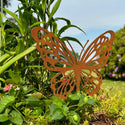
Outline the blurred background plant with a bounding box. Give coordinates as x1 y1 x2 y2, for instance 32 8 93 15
99 27 125 80
95 90 125 125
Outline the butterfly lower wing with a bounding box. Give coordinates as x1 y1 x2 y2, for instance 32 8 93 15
80 69 102 95
31 27 76 72
80 30 115 69
51 71 76 99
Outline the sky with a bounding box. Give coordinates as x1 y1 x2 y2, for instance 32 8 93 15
7 0 125 53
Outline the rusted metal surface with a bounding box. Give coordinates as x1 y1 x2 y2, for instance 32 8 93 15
31 27 115 99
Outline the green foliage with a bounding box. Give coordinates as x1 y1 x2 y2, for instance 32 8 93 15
0 95 23 124
96 90 125 124
0 0 84 90
68 111 80 125
0 0 85 98
9 110 23 125
99 26 125 80
1 0 125 124
0 96 15 113
0 75 100 125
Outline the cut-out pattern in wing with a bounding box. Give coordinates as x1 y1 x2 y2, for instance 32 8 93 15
31 27 76 72
80 69 102 96
51 71 76 99
79 31 115 69
31 27 115 99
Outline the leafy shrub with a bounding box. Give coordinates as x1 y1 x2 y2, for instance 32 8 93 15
95 90 125 124
99 26 125 80
0 70 99 124
0 73 100 125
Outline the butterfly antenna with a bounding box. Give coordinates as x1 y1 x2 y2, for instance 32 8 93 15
79 40 89 61
66 39 78 63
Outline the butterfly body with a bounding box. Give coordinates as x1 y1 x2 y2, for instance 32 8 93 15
31 27 115 99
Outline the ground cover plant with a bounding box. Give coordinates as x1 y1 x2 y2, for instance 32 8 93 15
102 79 125 98
0 0 125 125
0 76 125 125
0 81 100 125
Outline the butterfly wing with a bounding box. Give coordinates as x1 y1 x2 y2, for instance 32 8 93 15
31 27 76 72
51 71 76 99
80 69 102 95
79 30 115 95
80 30 115 69
31 27 77 99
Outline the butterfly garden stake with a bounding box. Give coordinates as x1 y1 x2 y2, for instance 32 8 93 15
31 27 115 99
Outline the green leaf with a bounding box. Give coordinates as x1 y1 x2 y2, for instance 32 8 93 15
48 0 54 9
49 0 62 20
52 97 64 107
61 36 83 48
78 94 86 106
58 24 85 37
63 105 69 112
48 0 55 9
33 107 42 116
6 70 21 84
32 4 44 20
55 17 71 25
9 110 23 125
52 21 58 35
42 0 47 14
50 104 58 115
50 104 64 120
0 113 9 122
51 108 64 120
0 78 5 82
68 111 80 125
25 96 41 106
26 96 40 102
2 8 25 36
68 93 79 100
16 40 24 54
87 97 95 104
0 53 11 63
28 22 44 30
62 105 69 116
0 96 15 113
4 20 20 33
8 88 16 96
2 8 21 29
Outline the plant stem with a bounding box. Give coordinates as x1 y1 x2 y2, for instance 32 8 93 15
0 43 36 74
0 28 2 57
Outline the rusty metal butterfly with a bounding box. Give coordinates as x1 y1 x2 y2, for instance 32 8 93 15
31 27 115 99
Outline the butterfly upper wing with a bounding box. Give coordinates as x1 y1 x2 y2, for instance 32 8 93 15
31 27 76 72
79 30 115 69
79 30 115 95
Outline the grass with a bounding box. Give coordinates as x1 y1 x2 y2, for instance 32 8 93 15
101 79 125 98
